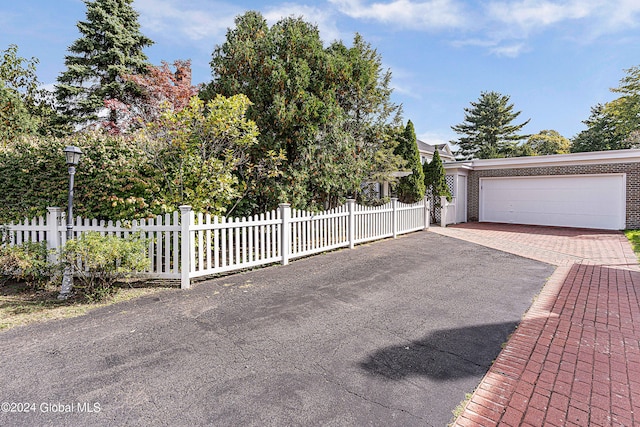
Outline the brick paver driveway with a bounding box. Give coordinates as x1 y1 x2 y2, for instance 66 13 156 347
432 223 640 427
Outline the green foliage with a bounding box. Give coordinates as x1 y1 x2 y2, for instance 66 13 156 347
571 104 630 152
138 95 278 215
0 133 161 222
423 150 451 222
624 229 640 260
0 137 67 221
1 44 67 143
0 82 37 143
73 132 163 219
0 95 272 222
607 65 640 139
571 67 640 153
61 231 149 301
452 91 530 159
394 120 425 203
519 130 571 156
204 11 402 212
55 0 153 127
0 241 55 289
572 66 640 153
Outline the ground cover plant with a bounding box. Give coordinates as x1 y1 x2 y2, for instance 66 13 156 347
624 230 640 259
0 280 168 331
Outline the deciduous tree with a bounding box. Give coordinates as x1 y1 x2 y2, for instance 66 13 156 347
1 45 67 142
137 95 282 215
523 130 571 155
105 60 200 133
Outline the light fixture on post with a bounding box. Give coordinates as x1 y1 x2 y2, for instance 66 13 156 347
58 146 82 300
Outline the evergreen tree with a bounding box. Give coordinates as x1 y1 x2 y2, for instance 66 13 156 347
55 0 153 127
451 91 530 159
572 66 640 152
394 120 425 203
607 65 640 139
204 11 403 212
423 149 451 223
571 104 630 152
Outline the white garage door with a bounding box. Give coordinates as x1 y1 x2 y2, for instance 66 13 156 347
479 174 626 230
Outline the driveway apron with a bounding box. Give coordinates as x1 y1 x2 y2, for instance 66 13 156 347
432 223 640 427
0 231 551 427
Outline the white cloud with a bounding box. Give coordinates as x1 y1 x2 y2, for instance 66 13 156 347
418 131 455 146
489 43 527 57
486 0 596 31
329 0 467 30
135 0 237 42
483 0 640 40
263 3 343 43
595 0 640 33
132 0 640 60
448 1 628 57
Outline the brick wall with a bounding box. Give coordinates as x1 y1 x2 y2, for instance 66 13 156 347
467 162 640 229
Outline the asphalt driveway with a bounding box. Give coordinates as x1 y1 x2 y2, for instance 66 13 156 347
0 231 553 426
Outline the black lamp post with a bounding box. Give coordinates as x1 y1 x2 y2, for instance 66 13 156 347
58 146 82 300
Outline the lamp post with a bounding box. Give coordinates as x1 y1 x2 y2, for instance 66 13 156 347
58 146 82 300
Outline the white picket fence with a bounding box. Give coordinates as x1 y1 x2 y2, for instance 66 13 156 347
2 198 430 288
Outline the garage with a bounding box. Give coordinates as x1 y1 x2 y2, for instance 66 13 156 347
479 174 626 230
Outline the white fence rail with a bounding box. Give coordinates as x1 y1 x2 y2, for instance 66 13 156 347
2 207 181 279
2 198 430 288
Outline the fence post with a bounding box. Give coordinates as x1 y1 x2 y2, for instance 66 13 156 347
423 197 430 230
347 199 355 249
179 205 193 289
440 196 448 228
391 197 398 238
279 203 291 265
46 207 63 264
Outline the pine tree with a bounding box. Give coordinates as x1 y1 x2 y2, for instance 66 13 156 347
55 0 153 127
394 120 425 203
451 91 530 159
423 149 451 223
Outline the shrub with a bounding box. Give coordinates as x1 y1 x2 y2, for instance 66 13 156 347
61 232 150 301
0 132 162 223
0 241 55 288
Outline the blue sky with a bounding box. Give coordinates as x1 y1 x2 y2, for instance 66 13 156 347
3 0 640 145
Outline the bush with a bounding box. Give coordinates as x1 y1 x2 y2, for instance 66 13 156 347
61 232 149 301
0 241 55 288
0 132 162 223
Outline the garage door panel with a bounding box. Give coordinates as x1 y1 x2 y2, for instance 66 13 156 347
480 175 625 230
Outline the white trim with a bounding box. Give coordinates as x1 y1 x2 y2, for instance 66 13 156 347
445 149 640 170
443 163 473 173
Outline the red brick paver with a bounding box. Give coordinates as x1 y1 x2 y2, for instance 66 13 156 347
431 223 640 427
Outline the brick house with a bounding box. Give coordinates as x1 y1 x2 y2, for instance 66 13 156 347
443 149 640 230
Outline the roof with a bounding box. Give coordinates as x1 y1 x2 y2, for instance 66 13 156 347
442 148 640 171
416 140 455 160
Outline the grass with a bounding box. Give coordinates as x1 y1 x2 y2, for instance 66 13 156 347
624 229 640 259
449 392 474 425
0 280 171 332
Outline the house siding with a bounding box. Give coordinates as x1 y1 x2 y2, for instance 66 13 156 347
467 162 640 229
